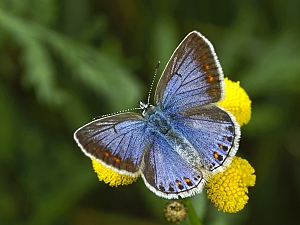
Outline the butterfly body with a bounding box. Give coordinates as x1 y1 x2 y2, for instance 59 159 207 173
142 105 204 169
74 31 240 199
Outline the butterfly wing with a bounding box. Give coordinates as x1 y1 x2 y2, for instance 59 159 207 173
155 31 224 115
74 113 148 176
173 104 240 173
141 133 206 199
154 30 240 174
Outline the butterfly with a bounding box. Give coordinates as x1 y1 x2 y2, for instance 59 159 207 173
74 31 240 199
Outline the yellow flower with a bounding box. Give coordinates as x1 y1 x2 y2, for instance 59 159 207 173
206 156 256 213
218 78 252 126
91 159 138 187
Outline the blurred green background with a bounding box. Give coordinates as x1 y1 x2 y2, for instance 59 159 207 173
1 0 300 224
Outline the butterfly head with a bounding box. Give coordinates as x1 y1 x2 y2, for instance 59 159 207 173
139 101 151 116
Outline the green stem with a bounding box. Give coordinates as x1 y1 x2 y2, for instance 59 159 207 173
183 198 203 225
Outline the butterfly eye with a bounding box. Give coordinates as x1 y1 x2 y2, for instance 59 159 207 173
139 101 149 110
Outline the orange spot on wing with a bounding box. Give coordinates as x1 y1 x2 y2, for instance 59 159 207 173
114 157 121 163
185 178 191 183
176 180 182 185
207 75 214 82
204 64 210 70
214 152 219 159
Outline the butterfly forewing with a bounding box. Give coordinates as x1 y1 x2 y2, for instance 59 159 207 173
74 113 148 176
154 31 224 115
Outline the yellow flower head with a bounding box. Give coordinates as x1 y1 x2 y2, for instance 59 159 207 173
218 78 252 126
91 159 138 187
206 156 256 213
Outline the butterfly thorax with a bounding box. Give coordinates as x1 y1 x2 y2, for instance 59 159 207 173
143 105 171 135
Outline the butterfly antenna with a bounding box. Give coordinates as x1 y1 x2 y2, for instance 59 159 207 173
93 107 141 120
94 62 160 120
147 61 160 104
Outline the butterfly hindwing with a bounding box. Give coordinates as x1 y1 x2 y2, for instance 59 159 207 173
173 104 240 173
74 113 148 176
155 31 224 115
141 133 206 199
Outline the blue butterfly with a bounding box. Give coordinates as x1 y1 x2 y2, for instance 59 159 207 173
74 31 240 199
